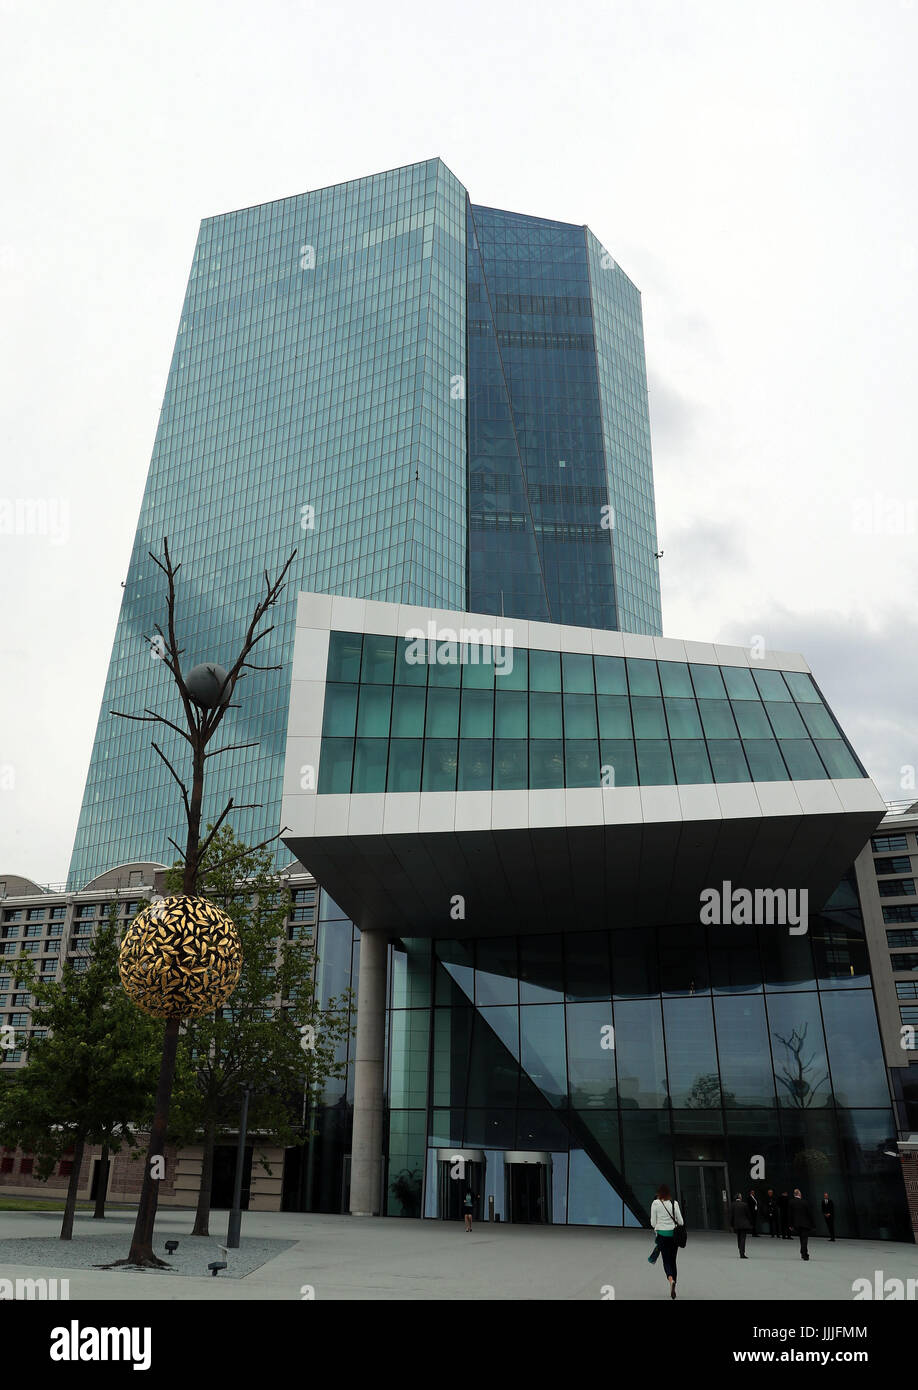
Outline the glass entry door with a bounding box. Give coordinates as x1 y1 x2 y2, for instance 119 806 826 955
675 1162 729 1230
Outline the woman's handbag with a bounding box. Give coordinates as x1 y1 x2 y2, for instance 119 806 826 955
667 1200 688 1248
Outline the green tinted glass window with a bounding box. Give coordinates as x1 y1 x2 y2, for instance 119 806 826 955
562 652 595 693
361 633 395 684
494 740 527 789
460 688 493 737
597 695 632 739
458 738 492 790
529 649 561 692
664 698 702 739
698 700 738 739
594 656 627 695
395 637 427 684
765 702 807 739
318 738 354 793
327 631 362 683
565 740 600 787
322 683 358 737
353 739 388 792
815 741 861 778
499 647 527 690
779 739 828 779
671 740 713 784
708 741 750 782
495 690 527 737
783 670 821 703
563 692 598 739
731 701 772 738
356 684 392 737
391 685 425 736
721 666 758 700
530 691 562 738
388 739 423 792
801 704 840 739
631 696 667 738
600 740 637 786
422 739 458 791
742 740 789 781
426 687 460 738
530 741 564 789
752 668 792 702
460 648 495 687
658 661 694 697
690 664 726 699
626 658 660 696
428 647 461 686
636 740 675 785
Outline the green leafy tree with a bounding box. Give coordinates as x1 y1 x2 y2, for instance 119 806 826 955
0 907 162 1238
164 826 352 1236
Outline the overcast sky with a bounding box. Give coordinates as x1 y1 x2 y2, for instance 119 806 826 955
1 0 915 884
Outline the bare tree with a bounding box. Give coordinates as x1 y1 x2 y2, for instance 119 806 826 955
107 537 296 1268
773 1023 830 1109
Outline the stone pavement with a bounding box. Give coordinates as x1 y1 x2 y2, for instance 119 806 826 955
0 1207 914 1300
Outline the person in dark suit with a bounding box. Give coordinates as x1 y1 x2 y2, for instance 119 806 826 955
779 1190 791 1238
748 1189 760 1235
821 1192 835 1241
789 1188 814 1260
730 1193 753 1258
765 1189 779 1237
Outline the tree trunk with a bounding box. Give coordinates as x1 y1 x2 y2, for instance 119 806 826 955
191 1117 217 1236
116 1016 181 1267
92 1144 110 1219
60 1137 85 1240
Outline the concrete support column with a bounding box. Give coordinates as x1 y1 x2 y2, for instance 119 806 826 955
349 929 388 1216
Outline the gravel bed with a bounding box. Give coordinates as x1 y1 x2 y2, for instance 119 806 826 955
0 1234 297 1279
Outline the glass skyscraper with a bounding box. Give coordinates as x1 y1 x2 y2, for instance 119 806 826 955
69 159 661 886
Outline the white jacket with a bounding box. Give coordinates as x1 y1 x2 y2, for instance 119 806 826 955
650 1198 683 1232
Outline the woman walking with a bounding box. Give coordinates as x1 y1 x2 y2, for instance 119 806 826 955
649 1183 683 1299
730 1193 753 1258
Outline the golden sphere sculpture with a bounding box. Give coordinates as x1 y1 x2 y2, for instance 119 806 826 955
119 895 243 1019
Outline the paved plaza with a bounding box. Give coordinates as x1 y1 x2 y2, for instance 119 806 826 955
0 1207 915 1300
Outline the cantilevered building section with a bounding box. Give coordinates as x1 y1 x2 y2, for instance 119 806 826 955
69 159 661 887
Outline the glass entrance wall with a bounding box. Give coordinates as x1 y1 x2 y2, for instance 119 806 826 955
385 910 911 1239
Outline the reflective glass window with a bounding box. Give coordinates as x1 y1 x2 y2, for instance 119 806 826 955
530 690 562 738
752 668 792 702
327 630 362 683
721 666 758 700
698 699 739 739
708 741 750 782
742 740 789 781
765 702 807 739
422 739 457 791
564 692 598 739
317 738 353 793
529 649 560 692
779 739 829 780
391 686 425 736
529 741 564 788
626 658 660 696
356 684 391 737
565 740 600 787
658 661 693 697
594 655 627 694
493 740 527 789
690 664 727 699
562 652 595 693
495 689 527 737
664 698 702 739
663 997 720 1106
816 741 861 778
635 740 675 785
352 739 387 793
361 633 395 684
631 696 667 738
766 992 831 1107
322 683 358 737
600 740 638 787
426 687 460 738
731 701 772 738
613 998 668 1105
713 996 775 1106
457 738 492 791
672 740 713 784
460 687 493 737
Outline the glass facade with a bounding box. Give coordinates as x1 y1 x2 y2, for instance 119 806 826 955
378 905 909 1239
69 162 663 887
317 631 866 795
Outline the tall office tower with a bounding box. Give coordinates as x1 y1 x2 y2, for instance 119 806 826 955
69 159 662 887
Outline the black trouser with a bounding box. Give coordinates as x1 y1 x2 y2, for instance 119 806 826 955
781 1212 790 1237
798 1231 810 1258
825 1215 835 1241
657 1234 678 1281
768 1214 778 1236
750 1213 758 1235
736 1230 748 1256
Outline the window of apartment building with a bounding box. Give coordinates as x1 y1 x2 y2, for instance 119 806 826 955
19 944 39 955
58 1160 73 1176
19 1157 33 1174
74 905 95 918
23 924 42 938
50 906 65 920
8 1013 29 1027
0 944 18 957
878 879 916 898
2 910 23 922
2 926 19 939
890 953 918 972
888 929 918 950
288 924 312 941
1 1051 23 1063
0 995 6 1008
0 1157 13 1173
123 901 140 915
71 959 88 973
896 982 918 999
11 993 30 1007
31 1030 46 1040
873 834 909 853
46 923 63 937
883 905 918 924
25 908 45 921
901 1005 918 1027
874 856 913 875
